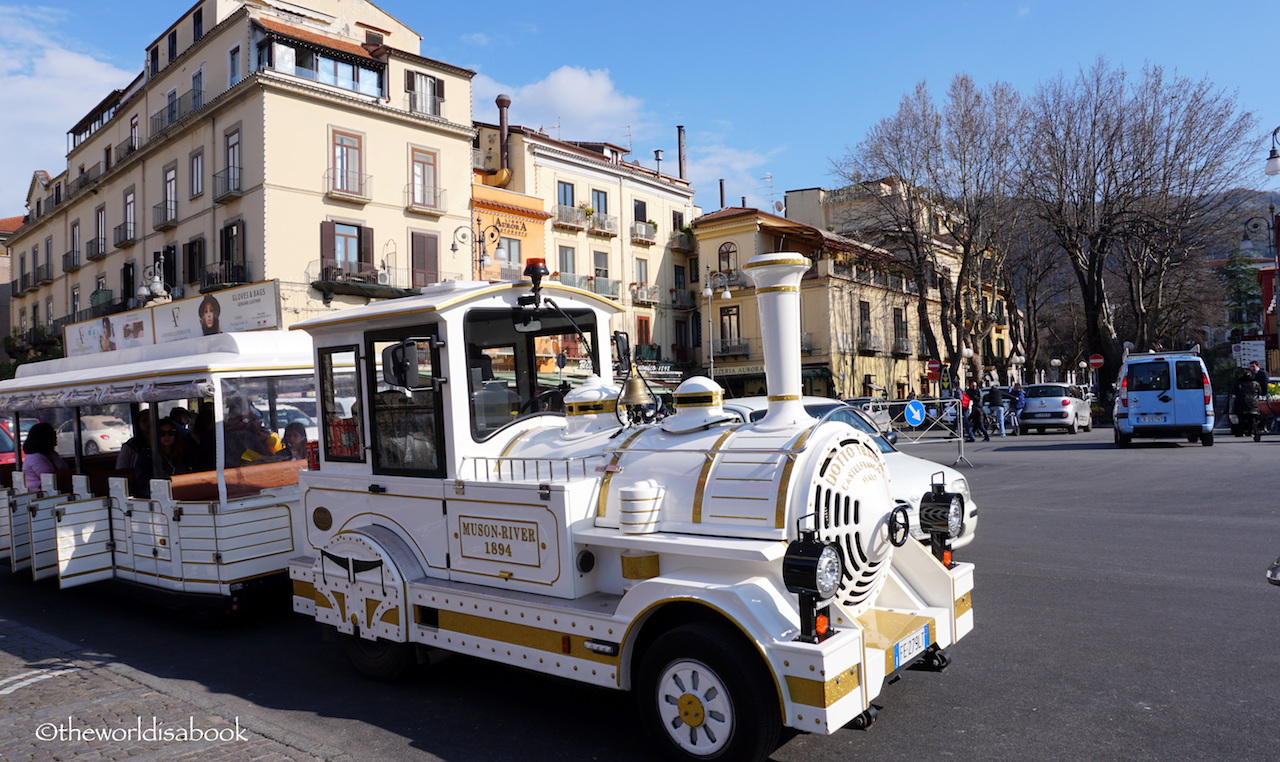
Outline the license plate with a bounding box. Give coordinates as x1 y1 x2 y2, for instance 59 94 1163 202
1029 412 1050 418
1138 415 1166 424
893 624 930 669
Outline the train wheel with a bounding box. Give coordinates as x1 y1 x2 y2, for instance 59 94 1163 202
339 632 417 683
638 622 780 761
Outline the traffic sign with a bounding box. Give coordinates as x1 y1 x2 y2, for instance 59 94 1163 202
904 399 926 427
1088 354 1104 369
927 359 942 373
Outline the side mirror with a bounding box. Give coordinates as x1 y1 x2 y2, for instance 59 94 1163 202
382 340 419 388
513 310 542 333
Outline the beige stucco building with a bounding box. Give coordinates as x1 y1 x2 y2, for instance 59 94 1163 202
7 0 479 350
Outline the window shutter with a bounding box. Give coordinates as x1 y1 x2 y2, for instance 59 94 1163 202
405 70 415 91
424 233 438 285
435 77 444 101
319 221 335 266
359 226 374 265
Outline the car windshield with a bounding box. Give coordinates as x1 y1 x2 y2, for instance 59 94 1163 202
1027 386 1070 398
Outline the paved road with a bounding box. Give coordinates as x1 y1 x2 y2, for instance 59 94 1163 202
1 426 1277 761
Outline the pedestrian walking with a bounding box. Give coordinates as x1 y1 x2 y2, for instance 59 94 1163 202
967 381 989 442
985 384 1007 436
1231 369 1263 442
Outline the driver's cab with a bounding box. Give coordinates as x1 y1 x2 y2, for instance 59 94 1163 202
298 274 623 481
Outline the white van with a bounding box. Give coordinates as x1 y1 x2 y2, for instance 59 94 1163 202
1112 348 1214 447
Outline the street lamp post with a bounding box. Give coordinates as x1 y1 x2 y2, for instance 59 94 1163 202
136 249 170 306
1240 207 1280 375
702 267 730 378
1050 357 1061 383
452 215 506 280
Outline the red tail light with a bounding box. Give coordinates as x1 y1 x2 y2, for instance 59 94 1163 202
1061 399 1071 406
1203 373 1211 405
1119 375 1129 408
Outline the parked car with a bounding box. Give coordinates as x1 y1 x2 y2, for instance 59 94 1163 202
1018 383 1092 435
842 396 893 432
55 415 131 456
0 424 15 465
252 401 319 442
721 396 977 549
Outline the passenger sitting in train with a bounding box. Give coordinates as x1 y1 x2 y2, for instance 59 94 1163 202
223 398 281 466
116 412 156 497
22 422 68 492
188 402 218 471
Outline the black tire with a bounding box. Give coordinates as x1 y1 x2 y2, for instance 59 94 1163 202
1200 432 1214 447
1187 435 1199 443
1067 420 1078 435
1115 429 1132 449
339 632 417 683
1018 426 1029 436
1082 416 1092 432
85 440 100 456
637 622 781 761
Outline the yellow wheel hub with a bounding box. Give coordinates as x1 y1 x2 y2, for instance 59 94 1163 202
677 693 705 727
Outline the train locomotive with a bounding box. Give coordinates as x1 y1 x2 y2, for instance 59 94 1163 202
287 251 974 761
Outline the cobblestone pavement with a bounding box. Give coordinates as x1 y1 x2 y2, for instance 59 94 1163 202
0 616 342 761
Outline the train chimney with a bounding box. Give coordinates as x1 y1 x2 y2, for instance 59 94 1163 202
496 94 512 172
677 125 687 180
742 252 812 431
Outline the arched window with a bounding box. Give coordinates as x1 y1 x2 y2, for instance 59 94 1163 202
717 242 737 272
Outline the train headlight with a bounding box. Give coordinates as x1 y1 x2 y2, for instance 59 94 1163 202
784 536 843 600
919 490 963 537
784 529 844 644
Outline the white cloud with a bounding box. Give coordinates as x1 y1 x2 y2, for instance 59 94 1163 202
460 32 490 46
0 7 134 213
472 66 644 147
685 139 779 212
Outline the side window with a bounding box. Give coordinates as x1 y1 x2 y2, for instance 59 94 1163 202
1175 361 1204 390
319 347 363 461
367 330 443 476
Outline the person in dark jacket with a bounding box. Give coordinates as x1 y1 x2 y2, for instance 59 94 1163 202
967 381 989 442
985 384 1007 437
1231 369 1263 442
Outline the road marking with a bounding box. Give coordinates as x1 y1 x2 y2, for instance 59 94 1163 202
0 667 82 694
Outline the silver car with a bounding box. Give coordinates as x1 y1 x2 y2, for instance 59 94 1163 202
721 396 977 549
1018 383 1092 435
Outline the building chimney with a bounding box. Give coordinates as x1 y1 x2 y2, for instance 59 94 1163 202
677 126 687 180
719 179 725 210
742 252 812 431
495 94 512 172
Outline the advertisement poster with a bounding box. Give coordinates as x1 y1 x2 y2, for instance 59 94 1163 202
63 280 282 357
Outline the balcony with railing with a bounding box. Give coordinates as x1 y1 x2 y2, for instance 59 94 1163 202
635 344 661 361
202 261 249 292
152 200 177 230
553 204 587 230
892 336 913 357
857 333 883 355
114 136 141 166
671 289 697 310
587 276 621 299
213 167 243 202
671 230 695 253
35 264 53 286
404 92 442 117
72 163 103 194
404 183 446 215
20 273 35 293
588 213 619 237
8 279 18 298
306 259 414 298
630 221 657 245
800 332 816 353
149 88 204 137
85 236 108 262
113 221 137 248
325 168 371 202
63 249 81 273
557 272 590 290
713 336 751 357
631 283 660 306
498 262 524 282
472 148 486 170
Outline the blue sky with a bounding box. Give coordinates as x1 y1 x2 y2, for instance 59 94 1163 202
1 0 1278 215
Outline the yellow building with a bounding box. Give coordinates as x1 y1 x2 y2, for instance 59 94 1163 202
690 207 940 398
7 0 477 349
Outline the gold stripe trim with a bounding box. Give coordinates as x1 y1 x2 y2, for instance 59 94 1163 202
438 610 621 665
693 426 742 523
955 591 972 618
565 399 619 416
775 429 814 528
293 579 317 599
786 664 861 708
756 285 798 294
621 552 660 580
767 394 800 402
596 429 648 517
743 257 809 268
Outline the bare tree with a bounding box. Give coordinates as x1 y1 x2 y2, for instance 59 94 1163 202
1020 59 1258 384
837 75 1026 378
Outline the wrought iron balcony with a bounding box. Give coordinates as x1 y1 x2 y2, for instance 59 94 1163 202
152 200 177 230
72 163 102 194
587 276 621 299
857 333 883 355
307 259 404 288
213 167 242 202
405 92 443 117
85 237 108 262
325 168 371 201
35 264 53 285
713 337 751 357
202 261 248 291
8 279 18 298
113 221 137 247
671 290 697 310
892 337 913 357
404 183 446 214
114 136 141 166
20 273 35 293
149 88 204 137
671 230 695 253
588 212 619 237
630 221 657 245
553 205 587 230
63 250 81 273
